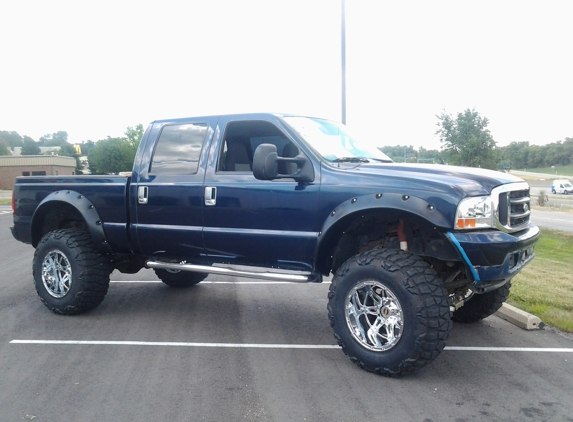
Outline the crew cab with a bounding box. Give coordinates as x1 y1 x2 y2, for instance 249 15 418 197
11 113 540 376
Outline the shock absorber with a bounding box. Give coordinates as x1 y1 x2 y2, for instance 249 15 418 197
398 220 408 251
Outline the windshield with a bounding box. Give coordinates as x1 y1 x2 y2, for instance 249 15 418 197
283 116 392 163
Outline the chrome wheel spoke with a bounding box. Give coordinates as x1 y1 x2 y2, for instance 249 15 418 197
347 301 368 342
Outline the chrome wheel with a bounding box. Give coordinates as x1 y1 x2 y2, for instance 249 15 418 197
345 280 403 351
41 249 72 298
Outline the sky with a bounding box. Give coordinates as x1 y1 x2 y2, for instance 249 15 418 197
1 0 572 151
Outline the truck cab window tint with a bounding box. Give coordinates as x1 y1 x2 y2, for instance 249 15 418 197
150 123 208 175
218 121 296 172
222 137 252 171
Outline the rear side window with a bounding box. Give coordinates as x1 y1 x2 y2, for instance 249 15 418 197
150 123 208 175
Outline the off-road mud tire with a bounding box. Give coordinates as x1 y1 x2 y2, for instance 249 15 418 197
154 269 207 288
33 229 112 315
328 249 452 376
452 282 511 323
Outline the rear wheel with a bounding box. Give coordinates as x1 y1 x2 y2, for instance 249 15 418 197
452 282 511 323
328 249 451 376
33 229 112 315
154 268 207 288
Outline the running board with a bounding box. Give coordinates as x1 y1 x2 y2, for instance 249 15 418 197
146 261 322 283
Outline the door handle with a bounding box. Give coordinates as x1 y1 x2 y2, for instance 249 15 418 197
138 186 148 204
205 187 216 206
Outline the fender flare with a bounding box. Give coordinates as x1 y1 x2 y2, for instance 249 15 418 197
316 192 452 269
31 190 113 254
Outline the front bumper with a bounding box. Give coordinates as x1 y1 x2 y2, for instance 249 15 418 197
446 225 540 292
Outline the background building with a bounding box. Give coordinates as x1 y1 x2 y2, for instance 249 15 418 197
0 155 76 189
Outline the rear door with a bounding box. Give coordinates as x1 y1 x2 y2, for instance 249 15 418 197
131 117 215 259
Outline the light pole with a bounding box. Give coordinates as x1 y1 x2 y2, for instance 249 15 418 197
341 0 346 124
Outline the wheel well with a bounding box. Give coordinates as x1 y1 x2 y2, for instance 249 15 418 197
31 193 113 256
32 201 87 246
316 209 467 288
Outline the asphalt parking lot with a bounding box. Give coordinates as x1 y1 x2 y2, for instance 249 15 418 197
1 213 572 422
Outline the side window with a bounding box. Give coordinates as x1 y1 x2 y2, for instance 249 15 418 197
218 121 299 173
150 123 208 175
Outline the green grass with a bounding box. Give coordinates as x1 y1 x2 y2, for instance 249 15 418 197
523 164 573 177
0 198 11 206
508 229 573 332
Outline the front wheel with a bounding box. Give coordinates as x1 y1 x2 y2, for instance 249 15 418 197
452 282 511 323
154 268 207 288
33 229 112 315
328 249 451 376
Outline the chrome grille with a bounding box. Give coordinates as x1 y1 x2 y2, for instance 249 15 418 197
493 182 531 232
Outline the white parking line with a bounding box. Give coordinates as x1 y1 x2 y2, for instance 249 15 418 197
10 340 339 349
445 346 573 352
9 340 573 352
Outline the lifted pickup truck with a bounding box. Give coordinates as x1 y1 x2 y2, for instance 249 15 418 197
11 113 539 376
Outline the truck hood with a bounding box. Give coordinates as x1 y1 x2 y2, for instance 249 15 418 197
334 162 525 197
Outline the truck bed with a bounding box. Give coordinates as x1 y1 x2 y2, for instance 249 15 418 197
12 175 130 252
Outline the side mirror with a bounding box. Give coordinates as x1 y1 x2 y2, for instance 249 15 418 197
253 144 314 183
253 144 279 180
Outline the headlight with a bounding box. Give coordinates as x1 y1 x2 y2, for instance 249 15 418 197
455 196 494 229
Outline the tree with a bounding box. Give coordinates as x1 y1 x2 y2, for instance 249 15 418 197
417 147 444 163
500 141 530 170
88 137 135 174
39 131 69 147
79 140 96 156
564 138 573 166
0 131 23 149
526 145 545 168
0 138 10 156
21 136 41 155
125 124 144 151
57 143 76 157
379 145 417 162
436 109 499 169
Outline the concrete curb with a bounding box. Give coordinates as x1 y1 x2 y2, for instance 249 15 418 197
495 303 544 330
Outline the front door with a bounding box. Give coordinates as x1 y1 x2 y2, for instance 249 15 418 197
202 116 320 271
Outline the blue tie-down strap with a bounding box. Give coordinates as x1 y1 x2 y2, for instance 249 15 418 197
446 231 481 282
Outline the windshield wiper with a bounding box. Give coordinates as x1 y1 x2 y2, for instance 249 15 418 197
331 157 370 163
367 157 393 163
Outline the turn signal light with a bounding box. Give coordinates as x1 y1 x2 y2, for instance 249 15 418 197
457 218 476 228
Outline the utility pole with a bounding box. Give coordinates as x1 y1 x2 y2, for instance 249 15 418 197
341 0 347 124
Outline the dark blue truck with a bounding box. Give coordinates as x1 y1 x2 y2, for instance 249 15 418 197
11 113 539 376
